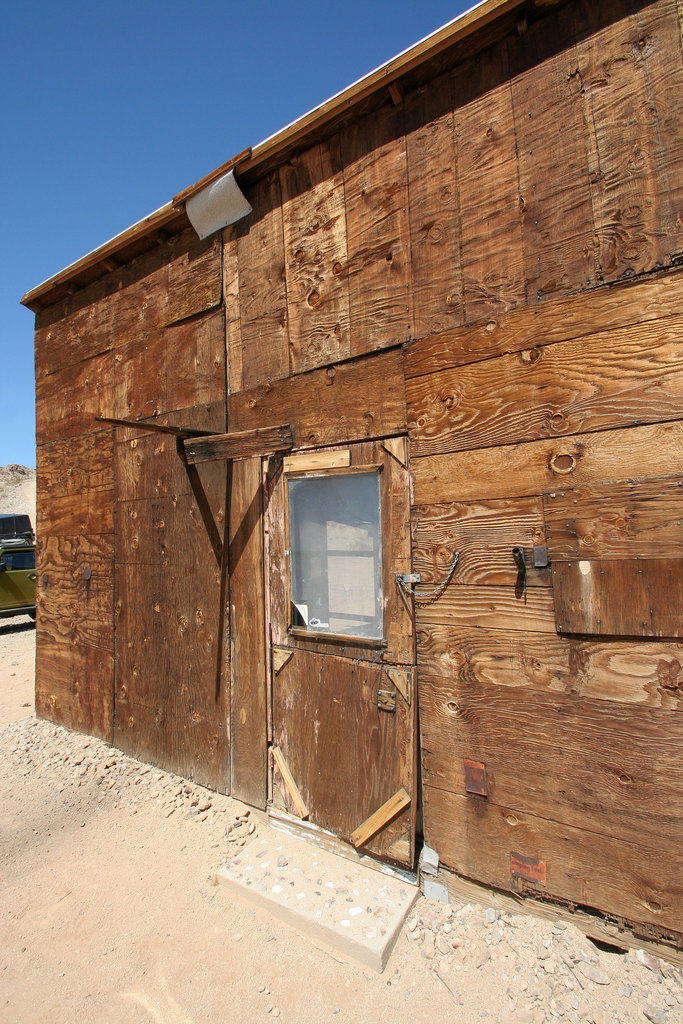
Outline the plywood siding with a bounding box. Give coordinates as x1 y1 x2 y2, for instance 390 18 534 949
34 226 226 766
410 261 683 943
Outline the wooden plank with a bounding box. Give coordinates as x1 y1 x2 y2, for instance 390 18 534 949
416 623 683 711
36 635 113 743
404 71 463 338
36 351 114 445
182 425 293 465
229 347 407 450
405 265 683 378
423 787 683 935
114 697 229 793
412 420 683 506
412 496 550 588
351 788 411 848
223 226 243 394
543 475 683 560
37 488 113 538
552 558 683 638
163 307 226 410
576 0 683 282
36 534 114 653
113 329 166 422
279 138 351 374
420 672 683 853
407 311 683 458
283 450 351 474
508 3 595 301
34 228 221 378
416 584 557 633
272 647 294 675
273 647 415 864
236 171 290 389
438 864 683 966
229 457 267 807
385 666 412 704
453 42 526 322
37 430 113 501
341 103 412 355
271 745 309 819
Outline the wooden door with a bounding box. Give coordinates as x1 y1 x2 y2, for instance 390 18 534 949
265 438 417 867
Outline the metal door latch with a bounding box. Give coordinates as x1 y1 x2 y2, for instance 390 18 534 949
377 689 396 713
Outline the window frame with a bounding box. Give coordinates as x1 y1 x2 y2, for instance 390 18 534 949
284 462 386 647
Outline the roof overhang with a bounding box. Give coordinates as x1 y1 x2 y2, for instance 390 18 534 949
22 0 530 313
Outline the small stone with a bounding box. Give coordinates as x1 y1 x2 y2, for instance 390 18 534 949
577 962 610 985
638 950 661 974
644 1010 668 1024
619 984 633 998
271 1009 280 1018
485 908 498 924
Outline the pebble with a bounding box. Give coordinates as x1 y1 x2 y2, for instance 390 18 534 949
5 715 682 1024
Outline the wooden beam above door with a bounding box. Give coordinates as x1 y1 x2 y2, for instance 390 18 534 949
182 425 293 464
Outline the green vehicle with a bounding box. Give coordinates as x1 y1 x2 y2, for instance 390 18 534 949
0 514 36 620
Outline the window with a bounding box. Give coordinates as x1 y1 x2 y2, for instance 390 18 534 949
1 549 36 570
287 470 382 640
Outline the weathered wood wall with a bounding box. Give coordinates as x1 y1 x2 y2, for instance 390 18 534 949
218 0 683 945
33 0 683 947
35 229 230 790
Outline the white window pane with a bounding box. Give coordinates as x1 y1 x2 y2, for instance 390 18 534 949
288 471 382 639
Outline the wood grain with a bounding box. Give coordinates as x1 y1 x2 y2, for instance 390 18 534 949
419 674 683 853
223 225 243 394
36 351 114 445
36 635 113 743
416 623 683 710
408 311 683 458
508 3 595 301
412 420 683 505
273 647 415 865
229 347 407 450
576 0 683 281
405 266 683 378
552 558 683 638
229 457 267 807
341 104 412 355
543 475 683 560
404 71 463 338
280 139 351 374
236 171 290 389
412 496 550 588
453 43 525 321
415 584 557 633
33 228 220 380
423 787 683 934
37 534 114 653
183 425 293 465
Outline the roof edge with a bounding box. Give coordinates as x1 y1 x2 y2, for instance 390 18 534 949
22 0 527 312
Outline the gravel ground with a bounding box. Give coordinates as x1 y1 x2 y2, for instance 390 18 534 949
1 464 682 1022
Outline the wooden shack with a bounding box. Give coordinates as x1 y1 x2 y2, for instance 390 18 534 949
22 0 683 955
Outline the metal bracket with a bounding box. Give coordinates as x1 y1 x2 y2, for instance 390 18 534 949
396 572 421 586
377 689 396 713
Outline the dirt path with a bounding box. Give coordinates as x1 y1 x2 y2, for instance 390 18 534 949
1 620 681 1024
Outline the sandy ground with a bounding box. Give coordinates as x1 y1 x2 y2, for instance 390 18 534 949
1 467 681 1023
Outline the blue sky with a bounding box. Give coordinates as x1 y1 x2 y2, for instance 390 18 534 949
1 0 469 468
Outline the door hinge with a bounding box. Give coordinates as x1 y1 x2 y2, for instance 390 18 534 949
377 688 396 713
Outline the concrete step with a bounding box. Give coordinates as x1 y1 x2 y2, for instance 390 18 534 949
217 829 419 972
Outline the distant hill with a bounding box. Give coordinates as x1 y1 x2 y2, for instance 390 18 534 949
0 466 37 531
